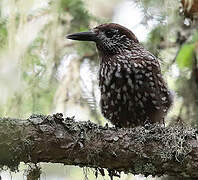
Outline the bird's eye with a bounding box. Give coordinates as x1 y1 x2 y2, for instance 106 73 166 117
105 30 114 38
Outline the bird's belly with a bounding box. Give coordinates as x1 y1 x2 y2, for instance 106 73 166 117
100 77 138 127
100 77 164 128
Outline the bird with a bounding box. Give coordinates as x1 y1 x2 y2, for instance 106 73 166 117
67 23 172 128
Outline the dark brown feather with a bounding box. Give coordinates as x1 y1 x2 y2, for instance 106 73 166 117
96 24 172 127
67 23 173 128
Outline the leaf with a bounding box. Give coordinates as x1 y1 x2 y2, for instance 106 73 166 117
191 31 198 43
176 43 195 69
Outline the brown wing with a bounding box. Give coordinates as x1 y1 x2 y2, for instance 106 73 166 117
127 50 172 124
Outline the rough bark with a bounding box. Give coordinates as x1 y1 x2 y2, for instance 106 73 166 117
0 113 198 178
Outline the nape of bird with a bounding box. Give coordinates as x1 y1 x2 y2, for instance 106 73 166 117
67 23 172 128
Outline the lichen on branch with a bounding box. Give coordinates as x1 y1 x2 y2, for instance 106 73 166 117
0 113 198 178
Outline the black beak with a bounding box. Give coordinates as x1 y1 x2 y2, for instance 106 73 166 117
66 31 97 41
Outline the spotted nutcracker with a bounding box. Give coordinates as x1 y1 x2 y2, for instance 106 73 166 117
67 23 172 128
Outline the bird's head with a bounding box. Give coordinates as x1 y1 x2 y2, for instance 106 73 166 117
67 23 139 56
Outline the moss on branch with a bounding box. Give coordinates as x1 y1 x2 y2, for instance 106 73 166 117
0 113 198 178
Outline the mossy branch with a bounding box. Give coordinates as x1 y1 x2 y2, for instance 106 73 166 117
0 113 198 178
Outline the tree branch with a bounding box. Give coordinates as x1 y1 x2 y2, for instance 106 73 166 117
0 113 198 178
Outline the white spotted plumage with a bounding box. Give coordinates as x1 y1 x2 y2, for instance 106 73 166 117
70 23 173 128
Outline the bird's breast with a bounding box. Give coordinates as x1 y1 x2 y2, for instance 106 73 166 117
99 61 138 127
98 57 171 127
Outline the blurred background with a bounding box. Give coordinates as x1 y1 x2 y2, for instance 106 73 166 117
0 0 198 179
